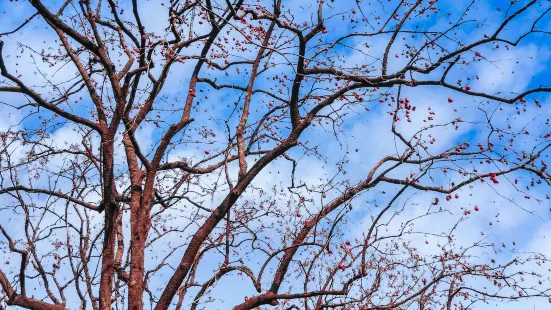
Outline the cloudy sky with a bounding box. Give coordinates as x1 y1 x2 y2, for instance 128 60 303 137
2 0 551 309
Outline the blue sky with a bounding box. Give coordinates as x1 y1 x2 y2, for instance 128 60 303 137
2 0 551 309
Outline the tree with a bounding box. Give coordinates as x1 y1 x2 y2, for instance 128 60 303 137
1 0 551 309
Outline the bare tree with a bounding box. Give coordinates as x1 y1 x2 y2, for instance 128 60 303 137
1 0 551 309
